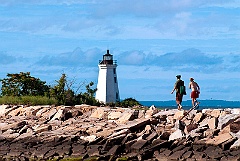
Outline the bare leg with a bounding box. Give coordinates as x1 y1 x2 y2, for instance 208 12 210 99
192 98 195 106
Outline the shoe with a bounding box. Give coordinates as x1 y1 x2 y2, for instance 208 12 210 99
178 104 182 110
194 100 200 106
194 101 200 109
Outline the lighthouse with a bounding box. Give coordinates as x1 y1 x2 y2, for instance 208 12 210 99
95 50 120 104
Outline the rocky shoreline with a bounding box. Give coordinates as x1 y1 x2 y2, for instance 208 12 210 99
0 104 239 161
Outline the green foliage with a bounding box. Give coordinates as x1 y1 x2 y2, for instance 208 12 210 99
75 81 100 106
0 72 49 96
0 72 100 106
116 157 128 161
50 73 67 105
59 157 83 161
0 96 57 105
83 157 99 161
119 97 142 108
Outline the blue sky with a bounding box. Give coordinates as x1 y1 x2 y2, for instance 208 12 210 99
0 0 240 101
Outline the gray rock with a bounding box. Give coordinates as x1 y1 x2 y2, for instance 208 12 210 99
218 114 240 129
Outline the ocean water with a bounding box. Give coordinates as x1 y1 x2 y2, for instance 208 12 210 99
139 100 240 110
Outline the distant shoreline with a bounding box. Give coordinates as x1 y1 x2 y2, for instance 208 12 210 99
140 99 240 109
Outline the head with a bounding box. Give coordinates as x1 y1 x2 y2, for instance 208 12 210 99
190 77 194 81
176 75 181 79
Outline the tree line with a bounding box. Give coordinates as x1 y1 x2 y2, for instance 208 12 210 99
0 72 141 107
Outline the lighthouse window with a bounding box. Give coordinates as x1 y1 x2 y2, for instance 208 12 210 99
113 68 116 74
114 77 117 83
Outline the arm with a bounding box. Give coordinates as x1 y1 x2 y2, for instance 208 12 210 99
196 83 200 91
171 83 177 94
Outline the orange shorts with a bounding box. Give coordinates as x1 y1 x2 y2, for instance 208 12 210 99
191 91 199 98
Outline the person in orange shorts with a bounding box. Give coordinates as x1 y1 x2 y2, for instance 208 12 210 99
189 77 200 107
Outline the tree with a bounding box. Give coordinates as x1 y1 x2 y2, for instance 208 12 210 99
75 81 99 106
0 72 49 96
50 73 67 105
119 98 142 108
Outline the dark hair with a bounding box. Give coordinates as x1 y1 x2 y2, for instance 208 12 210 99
176 75 181 78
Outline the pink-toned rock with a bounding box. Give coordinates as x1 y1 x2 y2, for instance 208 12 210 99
230 120 240 133
230 138 240 150
219 125 231 134
145 109 158 118
208 117 218 129
0 105 19 117
7 106 24 117
184 123 198 134
50 107 65 121
173 111 184 120
117 112 134 124
205 132 233 145
34 124 52 134
36 107 49 117
204 129 220 138
23 106 42 116
41 108 57 120
169 129 185 141
90 108 106 119
211 109 221 118
218 114 240 129
193 112 204 123
86 126 103 134
144 125 153 134
108 112 122 120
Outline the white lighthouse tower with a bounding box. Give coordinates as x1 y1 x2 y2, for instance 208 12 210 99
95 50 120 104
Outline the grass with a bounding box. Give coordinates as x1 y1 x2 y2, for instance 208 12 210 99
0 96 58 105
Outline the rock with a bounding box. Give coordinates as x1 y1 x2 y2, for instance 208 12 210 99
0 105 14 116
230 120 240 133
211 109 221 118
50 107 65 121
204 146 223 159
184 123 198 134
208 117 218 129
0 121 27 132
90 108 106 119
0 105 240 160
230 138 240 150
80 135 98 143
130 139 148 152
108 112 122 120
203 129 220 138
218 114 240 129
7 106 24 117
41 108 57 120
108 129 130 139
34 124 52 134
117 111 134 124
173 110 184 120
205 132 233 145
153 109 178 118
231 108 240 114
174 120 185 131
169 129 185 141
145 107 158 118
193 112 204 123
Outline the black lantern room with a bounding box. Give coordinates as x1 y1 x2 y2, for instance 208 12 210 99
100 50 114 65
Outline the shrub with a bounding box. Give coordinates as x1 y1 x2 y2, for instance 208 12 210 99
0 96 57 105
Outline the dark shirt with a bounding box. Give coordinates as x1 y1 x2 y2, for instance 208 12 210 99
175 79 184 93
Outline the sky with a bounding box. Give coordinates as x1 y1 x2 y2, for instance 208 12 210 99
0 0 240 101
